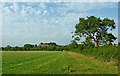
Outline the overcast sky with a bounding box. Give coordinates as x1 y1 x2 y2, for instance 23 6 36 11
1 2 118 47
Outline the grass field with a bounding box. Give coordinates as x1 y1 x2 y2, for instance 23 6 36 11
2 51 118 74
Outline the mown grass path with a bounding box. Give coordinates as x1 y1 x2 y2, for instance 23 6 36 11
2 51 118 74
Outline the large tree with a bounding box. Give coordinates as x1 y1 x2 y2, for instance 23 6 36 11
72 16 117 47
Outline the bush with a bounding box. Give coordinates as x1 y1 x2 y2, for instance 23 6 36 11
70 44 119 62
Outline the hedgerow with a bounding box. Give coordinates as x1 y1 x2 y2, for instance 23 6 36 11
70 44 120 62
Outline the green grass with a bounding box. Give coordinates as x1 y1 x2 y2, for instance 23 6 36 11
2 51 118 74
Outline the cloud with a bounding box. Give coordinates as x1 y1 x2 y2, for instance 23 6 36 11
36 10 41 15
10 3 19 12
43 10 47 14
39 3 46 9
20 5 26 16
43 19 48 23
60 2 117 13
2 2 117 18
1 0 120 2
43 10 47 15
3 6 11 13
2 2 118 46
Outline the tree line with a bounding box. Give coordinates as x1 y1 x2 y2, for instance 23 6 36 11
2 42 64 51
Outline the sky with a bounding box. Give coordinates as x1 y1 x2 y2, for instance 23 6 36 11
1 2 118 47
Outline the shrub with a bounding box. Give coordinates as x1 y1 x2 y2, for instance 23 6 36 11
70 44 119 62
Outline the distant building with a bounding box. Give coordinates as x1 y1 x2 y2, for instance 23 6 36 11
38 42 57 47
99 44 119 47
99 44 104 46
38 44 49 47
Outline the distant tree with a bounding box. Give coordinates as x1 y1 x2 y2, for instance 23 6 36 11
5 45 12 51
14 46 20 51
2 47 4 50
34 44 37 47
0 47 2 51
72 16 117 47
24 44 33 48
69 40 78 49
19 47 22 51
49 42 57 46
47 46 55 51
24 44 33 51
40 42 43 45
119 42 120 45
11 46 20 51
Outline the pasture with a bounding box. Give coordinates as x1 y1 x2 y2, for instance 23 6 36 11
2 51 118 74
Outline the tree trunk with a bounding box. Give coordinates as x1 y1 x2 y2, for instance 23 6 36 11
95 41 98 47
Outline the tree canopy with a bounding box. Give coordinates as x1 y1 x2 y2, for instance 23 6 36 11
72 16 117 47
24 44 34 49
69 40 78 49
